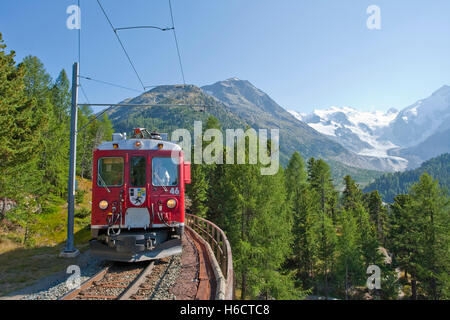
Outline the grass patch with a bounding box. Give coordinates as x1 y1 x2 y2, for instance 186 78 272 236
0 177 94 296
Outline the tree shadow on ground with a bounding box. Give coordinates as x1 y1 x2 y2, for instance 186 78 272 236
0 227 92 297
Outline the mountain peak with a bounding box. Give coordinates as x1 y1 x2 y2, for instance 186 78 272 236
387 107 398 114
225 77 241 82
432 85 450 96
147 84 199 93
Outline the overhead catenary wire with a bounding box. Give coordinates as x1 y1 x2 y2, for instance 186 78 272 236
168 0 186 86
79 75 142 93
115 26 174 32
77 0 195 110
78 0 91 105
79 82 91 105
78 0 81 73
96 0 146 91
76 105 114 134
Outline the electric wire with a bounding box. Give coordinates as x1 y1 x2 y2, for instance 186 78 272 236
79 75 142 93
96 0 146 91
115 26 174 32
78 0 90 105
79 82 91 105
79 1 194 109
168 0 186 86
78 0 81 73
77 105 114 133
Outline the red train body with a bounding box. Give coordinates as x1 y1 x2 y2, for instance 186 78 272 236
89 129 190 262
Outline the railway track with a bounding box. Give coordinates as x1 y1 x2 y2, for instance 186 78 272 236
60 230 215 300
60 258 172 300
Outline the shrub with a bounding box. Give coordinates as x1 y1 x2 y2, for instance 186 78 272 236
75 208 90 219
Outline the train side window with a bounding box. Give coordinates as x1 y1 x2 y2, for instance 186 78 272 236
130 156 146 187
152 157 178 186
98 157 124 187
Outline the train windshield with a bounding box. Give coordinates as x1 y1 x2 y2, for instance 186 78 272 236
98 157 124 187
130 156 146 187
152 157 178 186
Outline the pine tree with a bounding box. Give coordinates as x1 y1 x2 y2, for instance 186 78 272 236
306 157 339 297
355 203 382 267
76 105 114 179
219 133 303 299
203 116 224 222
286 152 307 195
342 175 363 211
389 194 421 299
0 35 42 175
248 167 301 299
0 34 45 214
187 162 209 218
317 209 337 298
364 190 388 245
51 70 71 121
286 152 320 292
409 173 449 299
186 116 220 218
307 158 336 220
20 56 70 196
335 209 365 299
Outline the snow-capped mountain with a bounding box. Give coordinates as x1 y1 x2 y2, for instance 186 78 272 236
384 85 450 168
383 85 450 147
289 85 450 171
289 107 408 171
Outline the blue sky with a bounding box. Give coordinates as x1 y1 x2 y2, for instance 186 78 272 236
1 0 449 114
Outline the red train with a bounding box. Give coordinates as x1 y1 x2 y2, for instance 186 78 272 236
89 128 191 262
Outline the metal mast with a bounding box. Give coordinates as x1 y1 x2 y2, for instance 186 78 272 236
60 62 80 258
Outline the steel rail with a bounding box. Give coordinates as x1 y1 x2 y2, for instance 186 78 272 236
59 266 110 300
118 261 155 300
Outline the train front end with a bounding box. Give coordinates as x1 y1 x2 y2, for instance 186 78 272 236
89 129 191 262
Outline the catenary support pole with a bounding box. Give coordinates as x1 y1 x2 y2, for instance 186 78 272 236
60 62 80 258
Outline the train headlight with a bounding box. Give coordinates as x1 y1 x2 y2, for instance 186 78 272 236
99 200 109 210
167 199 177 209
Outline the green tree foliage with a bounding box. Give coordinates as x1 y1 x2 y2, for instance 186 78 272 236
0 35 112 237
364 153 450 203
20 56 66 196
285 152 320 291
77 105 114 179
187 162 209 218
317 209 337 298
0 35 47 229
408 173 449 299
388 173 450 300
342 175 363 211
307 158 337 222
335 209 365 299
186 116 221 218
388 194 421 299
363 190 388 245
216 129 303 299
0 35 43 195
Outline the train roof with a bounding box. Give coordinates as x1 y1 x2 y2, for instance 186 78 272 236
96 132 182 151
